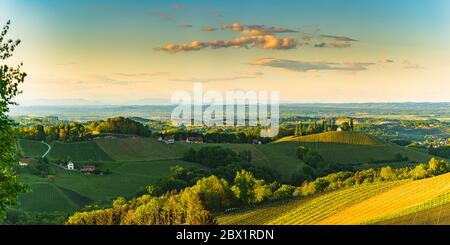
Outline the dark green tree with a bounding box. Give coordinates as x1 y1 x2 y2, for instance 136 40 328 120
0 20 27 219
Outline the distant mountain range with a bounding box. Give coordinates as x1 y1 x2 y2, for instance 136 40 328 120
20 98 172 106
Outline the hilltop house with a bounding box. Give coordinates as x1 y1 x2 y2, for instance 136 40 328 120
67 161 75 170
80 165 96 174
19 158 32 166
252 139 262 144
163 135 175 144
186 136 203 143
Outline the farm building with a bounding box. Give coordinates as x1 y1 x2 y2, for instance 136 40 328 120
252 139 262 144
67 161 75 170
163 136 175 144
19 158 32 166
80 165 96 174
186 136 203 143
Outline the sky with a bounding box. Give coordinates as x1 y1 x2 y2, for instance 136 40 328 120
1 0 450 105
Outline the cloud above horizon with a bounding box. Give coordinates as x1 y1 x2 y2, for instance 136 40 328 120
170 71 264 83
319 34 358 42
179 24 193 28
201 26 217 32
222 22 297 35
250 58 376 72
379 58 395 64
155 35 298 53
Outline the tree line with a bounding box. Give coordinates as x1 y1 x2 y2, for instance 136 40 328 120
17 117 151 142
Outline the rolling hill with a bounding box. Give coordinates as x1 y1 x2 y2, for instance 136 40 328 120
17 139 48 158
15 132 443 214
273 132 438 169
275 131 381 145
218 172 450 225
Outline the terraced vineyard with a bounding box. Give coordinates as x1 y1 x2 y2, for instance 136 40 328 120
275 132 381 145
319 172 450 224
219 173 450 225
375 198 450 225
219 181 403 225
17 139 48 157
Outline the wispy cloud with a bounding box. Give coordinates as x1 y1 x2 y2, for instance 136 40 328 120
179 24 193 28
314 42 352 48
201 26 217 32
250 58 375 72
113 72 169 77
320 34 358 42
155 35 298 53
403 60 422 69
150 11 172 21
171 72 263 83
378 58 394 64
210 12 222 18
56 61 78 66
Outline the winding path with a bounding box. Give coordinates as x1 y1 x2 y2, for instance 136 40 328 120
41 141 51 158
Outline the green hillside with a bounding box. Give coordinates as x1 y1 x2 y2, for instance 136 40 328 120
16 159 204 212
219 172 450 225
376 199 450 225
95 137 190 161
48 141 113 162
275 131 381 145
15 133 442 214
17 182 89 213
17 139 48 157
218 181 402 225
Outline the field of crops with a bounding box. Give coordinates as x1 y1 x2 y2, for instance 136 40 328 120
219 173 450 225
17 139 48 157
17 182 88 213
375 199 450 225
275 132 381 145
319 172 450 224
48 141 113 162
95 137 190 161
219 181 402 224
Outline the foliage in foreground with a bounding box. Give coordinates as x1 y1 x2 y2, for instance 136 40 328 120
0 20 27 220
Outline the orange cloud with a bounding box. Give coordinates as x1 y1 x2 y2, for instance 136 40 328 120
223 22 297 35
156 35 298 53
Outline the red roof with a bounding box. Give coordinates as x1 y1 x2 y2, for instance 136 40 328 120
20 158 32 164
80 165 96 172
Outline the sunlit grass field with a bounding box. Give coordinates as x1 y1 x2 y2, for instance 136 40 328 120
219 173 450 225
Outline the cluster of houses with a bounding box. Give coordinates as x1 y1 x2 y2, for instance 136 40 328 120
434 138 449 148
66 160 96 174
158 136 204 144
18 158 97 175
157 135 263 144
414 138 449 148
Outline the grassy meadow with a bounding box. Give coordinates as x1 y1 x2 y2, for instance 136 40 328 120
15 132 445 216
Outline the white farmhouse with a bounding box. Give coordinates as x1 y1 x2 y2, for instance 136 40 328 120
67 161 75 170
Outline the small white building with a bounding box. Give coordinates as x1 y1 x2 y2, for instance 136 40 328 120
67 161 75 170
19 158 32 166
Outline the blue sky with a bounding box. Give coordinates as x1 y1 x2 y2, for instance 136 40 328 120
1 0 449 103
